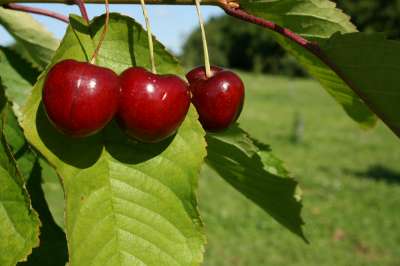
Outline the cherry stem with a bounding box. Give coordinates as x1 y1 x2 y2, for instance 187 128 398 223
194 0 211 78
74 0 89 23
139 0 156 73
90 0 109 64
3 3 69 23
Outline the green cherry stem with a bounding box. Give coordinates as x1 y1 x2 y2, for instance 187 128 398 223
140 0 157 74
90 0 109 64
194 0 211 78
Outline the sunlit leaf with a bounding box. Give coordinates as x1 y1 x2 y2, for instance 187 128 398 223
22 14 207 265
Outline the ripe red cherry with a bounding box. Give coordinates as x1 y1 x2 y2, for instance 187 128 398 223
42 59 120 137
118 67 190 143
186 66 245 131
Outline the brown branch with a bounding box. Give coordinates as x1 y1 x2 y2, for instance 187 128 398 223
3 3 69 22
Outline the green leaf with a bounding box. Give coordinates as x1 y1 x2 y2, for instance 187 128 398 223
22 13 207 266
318 32 400 137
0 47 40 181
239 0 377 127
205 124 305 240
240 0 357 38
0 7 59 69
0 46 65 230
19 161 68 266
3 118 65 265
0 47 40 119
2 99 36 181
39 158 65 230
0 91 40 266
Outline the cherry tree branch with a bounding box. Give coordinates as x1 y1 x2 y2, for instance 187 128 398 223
3 3 69 22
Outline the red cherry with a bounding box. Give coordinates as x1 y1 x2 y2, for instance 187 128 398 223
186 66 245 131
42 59 120 137
118 67 190 143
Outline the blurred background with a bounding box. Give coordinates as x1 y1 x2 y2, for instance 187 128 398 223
1 1 400 265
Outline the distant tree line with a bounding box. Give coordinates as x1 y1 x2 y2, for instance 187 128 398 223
180 1 400 76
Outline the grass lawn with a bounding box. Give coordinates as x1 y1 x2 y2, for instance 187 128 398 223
199 72 400 266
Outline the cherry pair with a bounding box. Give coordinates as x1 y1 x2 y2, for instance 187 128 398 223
42 60 244 143
42 59 188 142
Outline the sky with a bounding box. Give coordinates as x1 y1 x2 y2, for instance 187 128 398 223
0 4 223 54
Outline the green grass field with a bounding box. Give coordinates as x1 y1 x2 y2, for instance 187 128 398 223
198 72 400 266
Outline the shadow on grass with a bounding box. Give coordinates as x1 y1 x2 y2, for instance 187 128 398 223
348 165 400 184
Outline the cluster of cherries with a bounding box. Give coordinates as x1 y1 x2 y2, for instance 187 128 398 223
42 60 245 142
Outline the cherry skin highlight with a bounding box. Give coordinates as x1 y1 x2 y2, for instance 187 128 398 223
186 66 245 131
42 59 120 137
118 67 191 143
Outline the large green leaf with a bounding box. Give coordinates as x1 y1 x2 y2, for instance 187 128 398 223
318 32 400 137
239 0 377 127
205 125 305 240
0 91 40 266
22 13 207 266
0 7 59 69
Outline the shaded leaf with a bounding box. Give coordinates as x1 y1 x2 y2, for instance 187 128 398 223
1 95 36 181
39 158 65 230
0 46 65 230
205 125 305 240
0 90 40 266
0 46 40 119
319 32 400 137
18 161 68 266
